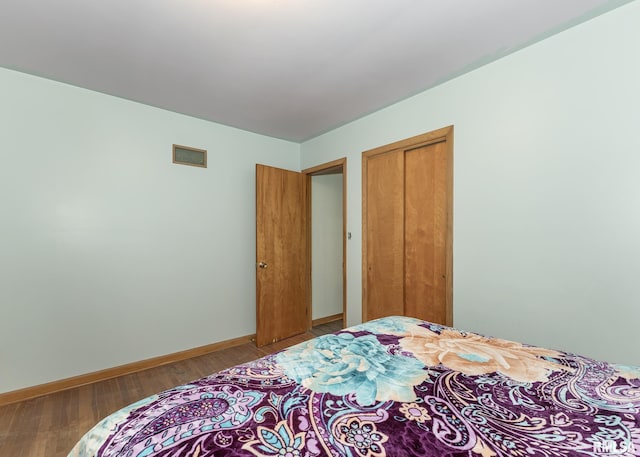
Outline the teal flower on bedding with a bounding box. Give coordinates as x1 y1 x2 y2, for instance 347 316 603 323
276 333 428 406
348 316 421 335
241 420 305 457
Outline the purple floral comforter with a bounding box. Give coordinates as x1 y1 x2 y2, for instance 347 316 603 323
69 316 640 457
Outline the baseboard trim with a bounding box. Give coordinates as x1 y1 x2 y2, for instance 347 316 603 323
312 313 343 326
0 333 255 407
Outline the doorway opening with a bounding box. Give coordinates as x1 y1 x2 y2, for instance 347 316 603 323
303 158 346 329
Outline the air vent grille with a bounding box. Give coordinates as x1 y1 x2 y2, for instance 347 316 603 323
173 144 207 168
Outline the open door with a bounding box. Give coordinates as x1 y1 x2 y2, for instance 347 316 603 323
255 164 309 346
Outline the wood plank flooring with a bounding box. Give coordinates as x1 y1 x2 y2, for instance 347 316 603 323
0 320 342 457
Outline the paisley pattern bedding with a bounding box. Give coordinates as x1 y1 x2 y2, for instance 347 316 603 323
68 316 640 457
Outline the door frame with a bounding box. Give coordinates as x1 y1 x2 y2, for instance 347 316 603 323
302 158 347 330
362 126 453 325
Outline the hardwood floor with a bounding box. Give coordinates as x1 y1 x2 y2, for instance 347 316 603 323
0 320 342 457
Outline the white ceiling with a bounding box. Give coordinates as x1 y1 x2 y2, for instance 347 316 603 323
0 0 632 142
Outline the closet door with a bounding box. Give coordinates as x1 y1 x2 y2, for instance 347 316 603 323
364 149 405 320
362 127 453 326
404 140 448 324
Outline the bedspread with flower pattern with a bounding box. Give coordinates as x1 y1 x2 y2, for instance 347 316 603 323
68 317 640 457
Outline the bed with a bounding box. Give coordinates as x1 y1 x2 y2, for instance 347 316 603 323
69 316 640 457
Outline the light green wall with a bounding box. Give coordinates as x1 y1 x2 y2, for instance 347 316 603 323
0 68 299 393
301 1 640 364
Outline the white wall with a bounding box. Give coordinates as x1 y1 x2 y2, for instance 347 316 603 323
311 174 343 320
301 1 640 365
0 68 299 394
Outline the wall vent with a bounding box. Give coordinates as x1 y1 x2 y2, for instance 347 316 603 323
173 144 207 168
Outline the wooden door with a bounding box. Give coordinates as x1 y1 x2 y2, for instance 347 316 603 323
362 127 453 326
364 149 405 320
404 141 449 323
256 164 309 346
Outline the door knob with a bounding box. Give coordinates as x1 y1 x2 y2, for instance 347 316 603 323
257 262 268 269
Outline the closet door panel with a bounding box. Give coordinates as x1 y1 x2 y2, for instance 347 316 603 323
405 141 448 324
364 150 405 320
